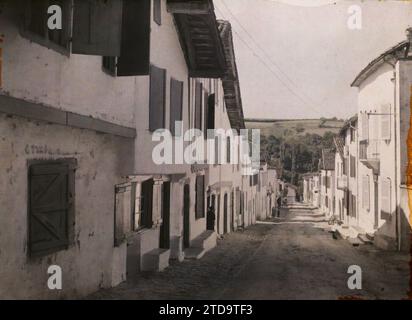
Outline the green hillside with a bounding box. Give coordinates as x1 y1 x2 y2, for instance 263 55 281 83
245 118 345 190
245 118 344 138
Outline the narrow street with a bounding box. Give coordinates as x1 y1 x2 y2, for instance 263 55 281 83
90 205 410 300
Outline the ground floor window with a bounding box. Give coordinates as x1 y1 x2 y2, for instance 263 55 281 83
28 159 76 257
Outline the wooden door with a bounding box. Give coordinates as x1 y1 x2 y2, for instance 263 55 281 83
160 182 170 249
183 184 190 248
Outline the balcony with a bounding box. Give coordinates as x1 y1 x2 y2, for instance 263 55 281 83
337 176 348 190
359 140 380 174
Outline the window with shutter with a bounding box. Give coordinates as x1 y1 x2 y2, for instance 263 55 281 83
381 178 392 218
203 92 208 139
195 175 205 219
170 78 184 136
141 179 154 228
149 65 166 132
28 159 76 257
214 136 220 165
350 155 356 178
351 194 357 217
22 0 71 53
117 0 151 76
153 0 161 25
72 0 123 56
381 104 391 141
361 112 369 141
227 137 231 163
194 82 203 130
362 175 370 211
114 182 136 246
207 94 215 132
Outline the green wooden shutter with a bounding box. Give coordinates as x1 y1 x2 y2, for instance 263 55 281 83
72 0 123 56
25 0 48 37
29 161 74 256
117 0 151 76
207 94 215 131
194 82 202 130
195 175 205 219
170 78 183 136
149 65 166 131
203 92 208 139
141 179 154 228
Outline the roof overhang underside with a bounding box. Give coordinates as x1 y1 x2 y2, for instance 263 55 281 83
169 1 227 78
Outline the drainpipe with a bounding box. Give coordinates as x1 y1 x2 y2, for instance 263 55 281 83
393 64 400 251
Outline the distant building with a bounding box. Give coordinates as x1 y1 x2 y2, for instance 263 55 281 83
350 29 412 251
319 149 336 217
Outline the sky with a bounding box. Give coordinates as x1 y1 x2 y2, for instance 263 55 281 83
214 0 412 120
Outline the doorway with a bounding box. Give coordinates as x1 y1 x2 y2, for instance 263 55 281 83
160 181 170 249
183 184 190 248
207 194 216 231
217 194 221 234
231 191 235 231
224 193 228 234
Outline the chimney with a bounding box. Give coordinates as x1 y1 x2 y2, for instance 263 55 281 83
406 28 412 57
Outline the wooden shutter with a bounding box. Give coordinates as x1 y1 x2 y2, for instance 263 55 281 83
194 82 203 130
149 65 166 131
170 78 183 136
207 94 215 132
203 92 209 139
381 104 391 141
25 0 48 37
117 0 151 76
362 175 370 211
72 0 123 56
141 179 154 228
153 0 161 25
361 112 369 141
227 137 231 163
29 160 75 256
195 175 205 219
381 178 391 218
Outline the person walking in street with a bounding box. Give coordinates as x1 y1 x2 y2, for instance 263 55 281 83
276 196 282 218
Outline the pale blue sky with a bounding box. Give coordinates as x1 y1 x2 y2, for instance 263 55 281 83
214 0 412 119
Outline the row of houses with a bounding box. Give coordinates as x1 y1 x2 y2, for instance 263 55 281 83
0 0 278 299
303 29 412 252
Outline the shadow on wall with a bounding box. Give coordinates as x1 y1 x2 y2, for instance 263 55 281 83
374 205 410 252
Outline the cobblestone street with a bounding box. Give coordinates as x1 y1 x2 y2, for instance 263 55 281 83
90 207 410 300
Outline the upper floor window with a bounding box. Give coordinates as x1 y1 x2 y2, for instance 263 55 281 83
22 0 71 53
381 104 391 141
362 175 370 211
149 65 166 132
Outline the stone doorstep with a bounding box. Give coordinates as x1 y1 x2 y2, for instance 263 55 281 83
141 248 170 272
358 233 373 244
184 247 206 260
348 237 364 246
184 230 217 260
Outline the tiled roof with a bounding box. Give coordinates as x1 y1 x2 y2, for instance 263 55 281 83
351 41 409 87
